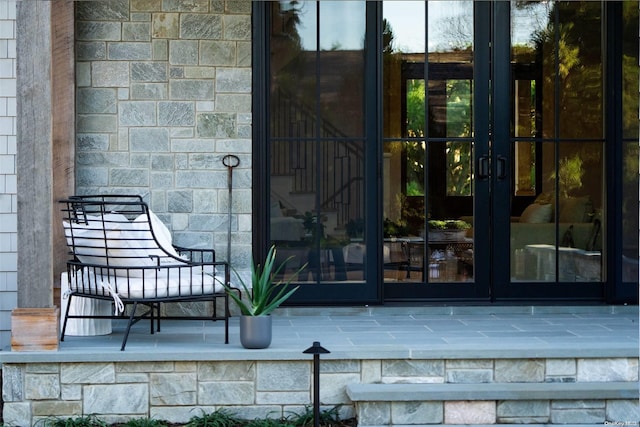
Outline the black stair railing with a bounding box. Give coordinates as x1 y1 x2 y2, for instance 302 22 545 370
270 88 364 229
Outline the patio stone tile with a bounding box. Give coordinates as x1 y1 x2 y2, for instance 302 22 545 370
22 307 635 361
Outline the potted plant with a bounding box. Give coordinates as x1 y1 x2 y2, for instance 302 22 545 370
226 245 306 349
427 219 471 241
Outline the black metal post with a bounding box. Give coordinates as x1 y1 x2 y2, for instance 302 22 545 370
303 341 330 427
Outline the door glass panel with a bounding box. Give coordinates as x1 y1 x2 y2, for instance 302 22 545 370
383 1 474 284
510 1 605 283
269 1 366 285
621 1 639 283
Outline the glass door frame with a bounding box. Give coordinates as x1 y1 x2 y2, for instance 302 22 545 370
382 1 492 302
491 1 605 302
253 1 637 305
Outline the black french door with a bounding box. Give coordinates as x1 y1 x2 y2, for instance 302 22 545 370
255 1 638 305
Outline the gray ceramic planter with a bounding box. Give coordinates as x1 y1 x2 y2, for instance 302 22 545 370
239 315 272 349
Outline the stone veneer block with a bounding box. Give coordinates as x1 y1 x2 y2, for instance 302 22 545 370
200 40 236 66
24 374 60 400
216 94 251 113
123 22 151 41
129 128 170 153
358 401 391 426
169 39 198 65
110 168 149 186
76 22 121 41
606 399 640 422
170 79 214 100
150 372 197 405
3 402 31 427
445 401 496 424
198 381 254 405
119 101 156 126
180 14 222 39
108 42 152 60
392 401 443 424
77 88 117 114
131 62 167 82
446 369 493 383
215 68 251 93
320 373 361 405
577 358 639 382
2 364 24 402
32 401 82 417
159 101 195 126
546 358 576 377
76 42 107 60
360 360 382 383
255 391 309 405
256 361 309 391
223 15 251 40
92 61 130 87
76 0 129 21
152 13 179 38
196 112 237 138
163 0 209 13
382 359 444 379
494 358 544 382
84 383 149 415
497 400 550 419
131 82 168 99
10 308 59 351
60 363 115 384
550 408 605 424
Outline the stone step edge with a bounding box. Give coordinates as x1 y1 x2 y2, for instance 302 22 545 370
346 381 639 402
364 425 611 427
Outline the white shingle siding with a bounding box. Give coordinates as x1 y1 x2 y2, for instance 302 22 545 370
0 1 16 350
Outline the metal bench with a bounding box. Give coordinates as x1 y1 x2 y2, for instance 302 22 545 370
60 194 233 350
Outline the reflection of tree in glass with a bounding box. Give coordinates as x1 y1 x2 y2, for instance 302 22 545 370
405 80 425 196
532 2 603 139
428 1 473 52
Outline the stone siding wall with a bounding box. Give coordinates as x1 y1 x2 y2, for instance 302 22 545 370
74 0 252 270
0 1 16 349
2 357 638 426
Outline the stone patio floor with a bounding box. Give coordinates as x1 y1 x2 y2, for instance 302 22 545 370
5 305 637 363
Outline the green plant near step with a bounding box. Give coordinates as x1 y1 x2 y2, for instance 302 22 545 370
38 415 108 427
31 405 353 427
122 419 169 427
286 405 343 427
185 409 241 427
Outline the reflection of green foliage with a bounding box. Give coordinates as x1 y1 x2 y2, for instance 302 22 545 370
404 81 426 196
623 144 639 184
406 80 425 137
534 2 603 139
550 155 584 197
405 79 473 197
405 140 425 196
428 219 471 231
346 218 365 238
383 218 408 238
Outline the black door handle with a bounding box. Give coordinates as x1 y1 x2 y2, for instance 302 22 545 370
496 155 507 180
478 155 489 180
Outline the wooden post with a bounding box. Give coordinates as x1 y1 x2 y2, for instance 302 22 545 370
11 308 60 351
14 0 74 350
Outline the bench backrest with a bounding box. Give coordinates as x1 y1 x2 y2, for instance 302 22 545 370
61 195 182 269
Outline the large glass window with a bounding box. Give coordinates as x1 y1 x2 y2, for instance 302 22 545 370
510 1 606 283
269 1 367 284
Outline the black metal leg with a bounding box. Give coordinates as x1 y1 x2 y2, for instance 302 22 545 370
60 294 74 342
121 302 138 351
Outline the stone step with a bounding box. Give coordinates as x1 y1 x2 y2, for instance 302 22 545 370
346 381 639 402
370 425 608 427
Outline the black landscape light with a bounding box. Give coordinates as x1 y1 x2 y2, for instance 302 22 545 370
303 341 330 427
